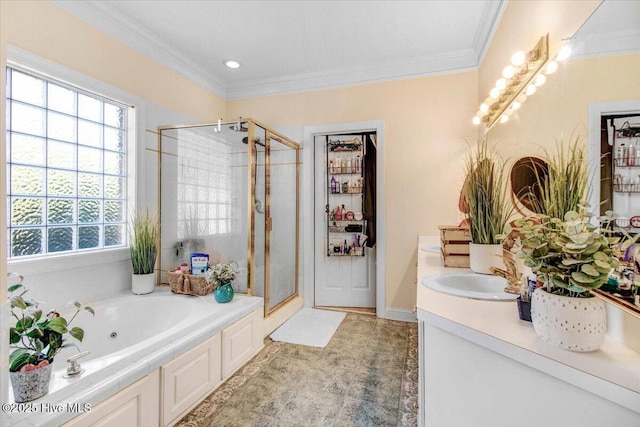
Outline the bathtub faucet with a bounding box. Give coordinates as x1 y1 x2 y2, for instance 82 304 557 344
64 350 90 378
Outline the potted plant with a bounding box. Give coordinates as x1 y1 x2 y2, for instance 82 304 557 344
206 261 238 303
530 136 588 220
516 210 622 351
130 209 160 294
463 139 512 273
8 273 94 402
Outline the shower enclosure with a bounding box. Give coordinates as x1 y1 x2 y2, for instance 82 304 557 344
157 119 299 315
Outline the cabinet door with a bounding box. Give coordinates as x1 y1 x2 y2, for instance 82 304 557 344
63 370 160 427
161 333 222 426
222 307 264 378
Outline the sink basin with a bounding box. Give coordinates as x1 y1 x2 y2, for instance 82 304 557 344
421 273 518 301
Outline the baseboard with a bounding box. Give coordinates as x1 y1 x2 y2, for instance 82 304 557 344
263 296 304 337
383 307 418 323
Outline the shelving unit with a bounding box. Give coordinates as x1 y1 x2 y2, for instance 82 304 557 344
326 136 367 257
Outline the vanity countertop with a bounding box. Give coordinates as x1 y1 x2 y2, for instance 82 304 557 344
416 235 640 400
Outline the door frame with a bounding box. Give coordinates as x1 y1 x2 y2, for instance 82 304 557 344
302 121 387 317
587 99 640 216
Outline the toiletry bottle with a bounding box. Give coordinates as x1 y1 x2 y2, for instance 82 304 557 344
336 177 341 193
335 156 342 173
356 155 361 173
341 204 346 219
629 142 636 166
616 145 623 166
329 159 334 173
346 157 352 174
330 175 336 194
621 143 628 167
335 205 343 221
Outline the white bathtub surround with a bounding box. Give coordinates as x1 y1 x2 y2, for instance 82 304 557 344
417 235 640 427
468 243 504 274
131 272 155 294
6 288 263 427
531 289 607 352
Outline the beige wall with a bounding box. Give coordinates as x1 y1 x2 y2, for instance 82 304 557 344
229 72 479 309
0 1 225 122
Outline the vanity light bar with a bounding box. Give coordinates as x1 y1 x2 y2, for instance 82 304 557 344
474 34 551 130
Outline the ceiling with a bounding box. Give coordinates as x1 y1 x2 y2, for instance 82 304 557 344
52 0 639 100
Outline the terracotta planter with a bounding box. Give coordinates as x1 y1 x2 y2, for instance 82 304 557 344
10 363 52 403
132 273 155 295
531 288 607 352
468 243 503 274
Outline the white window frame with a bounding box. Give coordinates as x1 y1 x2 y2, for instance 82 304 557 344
6 46 145 276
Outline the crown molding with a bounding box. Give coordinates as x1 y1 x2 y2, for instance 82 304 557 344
50 0 501 100
225 49 479 100
50 0 227 98
473 0 508 66
571 28 640 59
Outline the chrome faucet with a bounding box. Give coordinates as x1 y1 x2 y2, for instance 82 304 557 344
64 350 90 378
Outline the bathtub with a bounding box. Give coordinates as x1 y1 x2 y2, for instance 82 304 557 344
6 287 263 427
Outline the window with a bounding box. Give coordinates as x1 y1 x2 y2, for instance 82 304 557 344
6 67 129 258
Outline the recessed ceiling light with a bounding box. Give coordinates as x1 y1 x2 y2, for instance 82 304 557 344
224 60 241 69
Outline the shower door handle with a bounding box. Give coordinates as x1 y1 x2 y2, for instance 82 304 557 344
267 216 272 231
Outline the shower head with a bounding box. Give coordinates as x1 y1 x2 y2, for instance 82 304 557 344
229 123 248 132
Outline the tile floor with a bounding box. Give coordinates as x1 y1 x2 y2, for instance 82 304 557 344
176 313 418 427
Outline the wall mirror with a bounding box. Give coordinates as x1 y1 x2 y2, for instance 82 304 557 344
488 1 640 318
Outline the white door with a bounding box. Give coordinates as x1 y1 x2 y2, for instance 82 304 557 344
314 134 376 307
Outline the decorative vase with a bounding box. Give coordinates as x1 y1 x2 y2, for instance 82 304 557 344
214 283 234 303
468 243 504 274
10 363 53 403
530 288 607 352
132 273 155 295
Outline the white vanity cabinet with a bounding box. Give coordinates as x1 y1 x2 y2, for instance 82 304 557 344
416 235 640 427
64 370 160 427
222 307 264 378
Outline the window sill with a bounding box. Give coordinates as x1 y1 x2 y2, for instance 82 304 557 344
7 248 131 276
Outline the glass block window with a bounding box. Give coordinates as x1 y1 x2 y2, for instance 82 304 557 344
176 129 233 239
6 67 128 258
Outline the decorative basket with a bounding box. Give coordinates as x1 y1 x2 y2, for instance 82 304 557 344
168 270 215 296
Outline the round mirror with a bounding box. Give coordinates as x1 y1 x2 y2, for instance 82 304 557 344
510 156 549 215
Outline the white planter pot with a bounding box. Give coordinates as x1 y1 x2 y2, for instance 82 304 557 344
531 289 607 352
468 243 503 274
132 273 155 295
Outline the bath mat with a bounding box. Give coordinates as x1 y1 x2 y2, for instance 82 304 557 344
270 307 346 348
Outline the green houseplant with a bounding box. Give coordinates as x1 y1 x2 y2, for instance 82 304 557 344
206 261 238 303
130 209 160 294
514 136 627 351
464 139 512 273
8 273 94 402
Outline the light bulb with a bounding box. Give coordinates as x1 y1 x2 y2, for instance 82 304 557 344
490 87 500 99
525 84 537 96
496 78 507 90
224 59 241 69
516 93 527 103
557 45 571 61
534 74 546 87
544 60 558 75
472 116 481 125
511 51 526 67
505 109 514 116
502 65 515 79
511 101 521 111
480 103 489 113
500 114 509 124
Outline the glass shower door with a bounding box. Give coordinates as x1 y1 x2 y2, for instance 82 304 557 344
265 133 299 314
